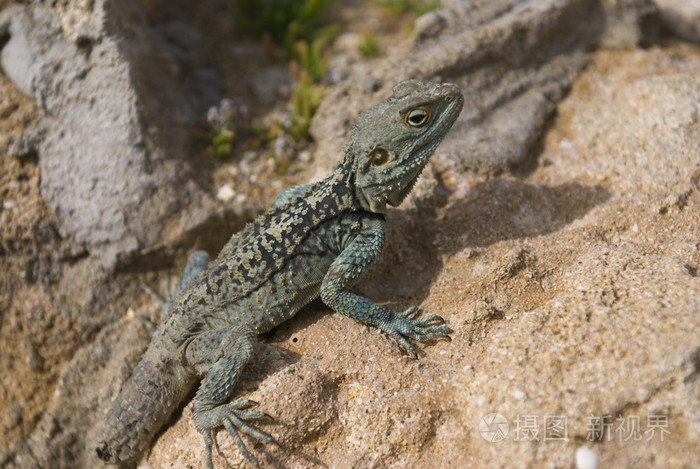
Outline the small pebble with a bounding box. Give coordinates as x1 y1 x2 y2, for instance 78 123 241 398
575 447 599 469
216 184 235 202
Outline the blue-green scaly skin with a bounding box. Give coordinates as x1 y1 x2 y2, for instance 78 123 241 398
97 80 464 468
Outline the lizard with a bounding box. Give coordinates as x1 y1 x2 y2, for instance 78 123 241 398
96 79 464 468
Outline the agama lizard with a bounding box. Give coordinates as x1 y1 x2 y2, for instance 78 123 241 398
97 79 464 468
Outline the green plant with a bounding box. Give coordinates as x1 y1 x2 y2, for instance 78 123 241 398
280 36 331 142
208 127 235 158
280 70 325 141
358 31 378 57
380 0 440 17
231 1 337 147
231 0 337 53
273 154 291 175
291 37 330 83
251 120 278 148
286 22 340 57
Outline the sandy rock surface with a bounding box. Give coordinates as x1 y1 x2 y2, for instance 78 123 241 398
0 0 698 468
143 44 700 469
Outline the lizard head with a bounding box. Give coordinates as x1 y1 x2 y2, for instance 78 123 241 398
346 79 463 214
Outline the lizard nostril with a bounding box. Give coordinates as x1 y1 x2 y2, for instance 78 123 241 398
437 84 461 102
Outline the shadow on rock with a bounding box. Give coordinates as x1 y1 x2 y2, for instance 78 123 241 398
362 178 611 305
444 178 612 249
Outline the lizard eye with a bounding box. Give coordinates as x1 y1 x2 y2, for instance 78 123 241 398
369 148 392 167
405 107 430 128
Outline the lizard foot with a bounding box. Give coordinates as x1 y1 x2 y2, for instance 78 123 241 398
137 276 172 332
386 306 453 358
142 250 211 321
141 274 173 312
195 399 275 469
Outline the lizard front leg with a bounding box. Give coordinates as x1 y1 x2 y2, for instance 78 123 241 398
320 216 452 357
181 325 273 468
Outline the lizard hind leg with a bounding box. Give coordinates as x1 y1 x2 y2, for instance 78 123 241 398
174 250 211 299
142 250 211 321
182 325 274 469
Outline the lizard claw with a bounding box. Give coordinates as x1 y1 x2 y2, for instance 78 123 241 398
387 307 453 358
196 400 276 469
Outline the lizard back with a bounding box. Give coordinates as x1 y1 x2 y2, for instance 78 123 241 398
167 163 360 336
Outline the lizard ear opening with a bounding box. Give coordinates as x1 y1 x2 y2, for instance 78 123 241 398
369 148 392 167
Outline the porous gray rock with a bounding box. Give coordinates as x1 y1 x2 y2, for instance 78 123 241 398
0 1 214 268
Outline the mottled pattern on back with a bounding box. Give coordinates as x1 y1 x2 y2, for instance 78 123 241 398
166 165 355 335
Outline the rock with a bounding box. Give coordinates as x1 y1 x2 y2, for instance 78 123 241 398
215 183 235 203
6 126 42 160
597 0 660 48
207 97 249 129
312 0 660 177
0 1 214 268
655 0 700 43
3 0 699 468
576 447 600 469
143 43 700 469
251 67 294 105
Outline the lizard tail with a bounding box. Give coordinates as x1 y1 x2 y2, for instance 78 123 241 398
97 354 192 465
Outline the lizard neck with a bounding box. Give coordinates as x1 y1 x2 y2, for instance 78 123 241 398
334 149 385 214
326 156 362 212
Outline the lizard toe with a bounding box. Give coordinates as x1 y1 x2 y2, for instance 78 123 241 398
398 306 419 318
387 309 453 357
223 419 260 468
